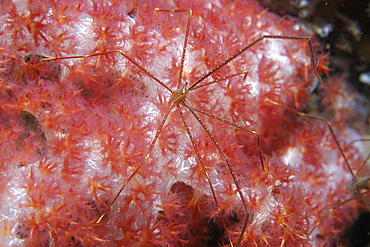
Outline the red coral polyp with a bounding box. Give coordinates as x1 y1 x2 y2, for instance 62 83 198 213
0 0 366 247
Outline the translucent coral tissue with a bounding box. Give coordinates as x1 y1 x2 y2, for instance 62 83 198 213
0 0 367 246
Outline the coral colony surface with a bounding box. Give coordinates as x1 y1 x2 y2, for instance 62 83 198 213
0 0 368 246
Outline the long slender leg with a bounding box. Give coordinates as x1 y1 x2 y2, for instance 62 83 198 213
355 147 370 177
191 70 249 90
156 8 251 245
155 8 192 89
187 103 265 173
265 99 370 237
177 104 234 247
309 190 370 236
349 139 370 147
189 35 324 91
264 98 356 181
184 101 253 246
96 102 176 223
41 50 172 92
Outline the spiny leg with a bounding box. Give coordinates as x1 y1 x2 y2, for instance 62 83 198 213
39 8 327 245
342 140 370 201
156 8 241 244
155 8 192 89
184 101 258 246
185 102 268 245
177 104 234 247
186 103 265 173
349 139 370 147
178 71 265 246
339 142 370 208
95 101 176 223
309 152 369 235
265 99 370 236
152 9 328 245
184 103 265 244
347 138 370 183
265 98 356 181
41 8 198 233
191 70 249 90
154 10 325 93
42 49 188 224
41 50 172 92
309 175 370 236
189 35 324 91
356 152 370 178
185 34 326 174
41 47 182 223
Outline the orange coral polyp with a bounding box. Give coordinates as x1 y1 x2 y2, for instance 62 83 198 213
0 0 366 246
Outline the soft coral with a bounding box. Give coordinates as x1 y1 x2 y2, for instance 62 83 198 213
1 0 366 246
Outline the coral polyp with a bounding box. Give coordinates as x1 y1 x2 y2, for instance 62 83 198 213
0 0 368 246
